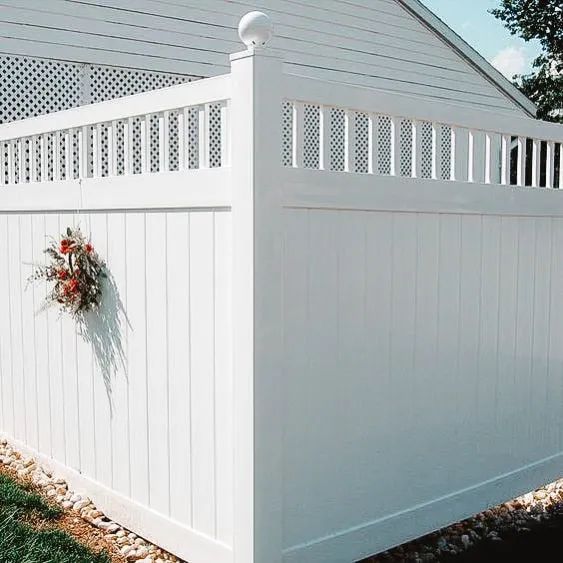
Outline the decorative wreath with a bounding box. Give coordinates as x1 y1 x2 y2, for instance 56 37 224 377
29 227 106 319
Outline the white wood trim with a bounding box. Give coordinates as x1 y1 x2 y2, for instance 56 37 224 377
282 168 563 217
230 48 284 563
0 168 231 212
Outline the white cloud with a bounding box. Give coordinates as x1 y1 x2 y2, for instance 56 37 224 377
490 46 527 79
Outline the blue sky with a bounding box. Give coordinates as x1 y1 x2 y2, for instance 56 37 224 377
421 0 541 78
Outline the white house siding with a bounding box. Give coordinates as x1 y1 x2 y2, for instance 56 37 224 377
0 0 528 116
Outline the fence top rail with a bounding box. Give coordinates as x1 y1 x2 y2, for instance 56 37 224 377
0 73 231 142
284 73 563 143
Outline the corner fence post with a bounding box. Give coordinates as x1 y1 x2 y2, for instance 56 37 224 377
229 12 284 563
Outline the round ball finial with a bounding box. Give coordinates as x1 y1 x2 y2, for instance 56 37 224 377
238 11 273 48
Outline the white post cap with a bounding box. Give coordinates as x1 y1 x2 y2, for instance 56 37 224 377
238 11 274 48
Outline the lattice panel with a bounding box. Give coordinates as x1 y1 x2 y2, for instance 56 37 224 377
330 108 345 172
304 105 320 169
377 116 392 175
89 66 194 103
400 119 413 177
282 101 293 167
440 126 452 180
354 113 369 174
209 103 223 168
0 56 82 125
420 122 433 179
1 55 202 184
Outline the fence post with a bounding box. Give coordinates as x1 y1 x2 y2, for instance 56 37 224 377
229 12 284 563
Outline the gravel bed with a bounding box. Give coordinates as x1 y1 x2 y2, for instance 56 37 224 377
361 478 563 562
2 438 562 563
0 439 184 563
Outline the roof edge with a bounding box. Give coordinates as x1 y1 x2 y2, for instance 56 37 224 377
396 0 537 118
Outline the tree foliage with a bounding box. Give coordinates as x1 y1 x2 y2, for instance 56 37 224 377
491 0 563 122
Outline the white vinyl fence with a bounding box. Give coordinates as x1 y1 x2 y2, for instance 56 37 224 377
2 17 563 563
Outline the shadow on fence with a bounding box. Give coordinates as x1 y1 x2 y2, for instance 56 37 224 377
78 268 129 412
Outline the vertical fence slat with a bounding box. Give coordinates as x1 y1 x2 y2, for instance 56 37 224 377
319 106 331 171
124 118 132 176
220 102 228 167
517 136 526 186
546 141 554 189
531 138 540 187
292 102 304 169
30 136 37 183
161 111 170 172
7 141 14 184
431 123 442 180
199 105 209 169
367 113 378 175
411 120 422 179
501 134 511 185
107 121 115 177
467 129 475 183
64 130 72 180
96 123 103 178
17 139 24 184
390 116 400 177
40 136 47 182
141 115 149 174
344 109 356 173
484 132 492 184
158 114 165 172
92 125 100 178
450 127 457 181
53 131 61 182
177 110 186 171
112 120 118 176
79 126 88 179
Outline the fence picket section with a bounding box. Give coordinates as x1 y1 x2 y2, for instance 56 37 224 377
367 113 378 175
64 130 72 180
199 106 209 169
344 109 356 173
30 136 37 183
531 138 540 187
390 116 401 177
546 141 554 189
517 136 526 186
124 118 132 176
431 122 442 180
292 102 305 169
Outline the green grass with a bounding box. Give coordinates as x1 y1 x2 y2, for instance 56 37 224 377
0 473 110 563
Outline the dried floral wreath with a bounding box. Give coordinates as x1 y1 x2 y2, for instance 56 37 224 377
28 227 106 319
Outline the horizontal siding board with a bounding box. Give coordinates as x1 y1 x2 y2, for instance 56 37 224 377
0 5 505 96
0 0 526 114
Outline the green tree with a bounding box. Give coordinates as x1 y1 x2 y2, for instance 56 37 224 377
491 0 563 123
